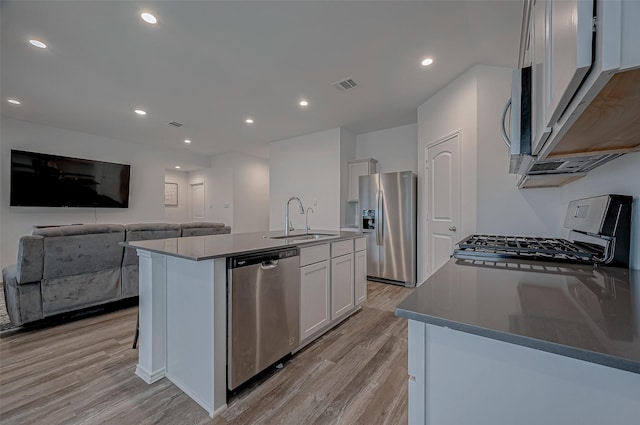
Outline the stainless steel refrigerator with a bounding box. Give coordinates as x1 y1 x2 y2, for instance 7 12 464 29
359 171 417 287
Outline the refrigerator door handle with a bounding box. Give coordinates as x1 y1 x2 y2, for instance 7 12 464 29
378 191 384 246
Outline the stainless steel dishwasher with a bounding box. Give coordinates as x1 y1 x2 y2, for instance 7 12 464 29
227 247 300 390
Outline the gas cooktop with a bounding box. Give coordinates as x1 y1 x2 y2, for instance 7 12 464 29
453 195 632 267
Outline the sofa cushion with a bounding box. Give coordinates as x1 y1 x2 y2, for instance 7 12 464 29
181 222 230 237
41 268 121 316
33 224 125 237
16 235 44 284
180 222 226 229
121 264 139 298
38 227 125 279
122 223 181 267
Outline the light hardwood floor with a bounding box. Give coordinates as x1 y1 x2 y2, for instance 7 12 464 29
0 282 412 425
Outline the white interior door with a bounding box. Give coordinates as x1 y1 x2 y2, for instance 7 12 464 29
190 182 205 221
426 132 461 276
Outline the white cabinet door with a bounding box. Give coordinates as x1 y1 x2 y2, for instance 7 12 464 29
347 159 377 201
544 0 593 128
348 161 370 201
300 260 331 342
331 253 355 320
531 0 552 154
354 250 367 305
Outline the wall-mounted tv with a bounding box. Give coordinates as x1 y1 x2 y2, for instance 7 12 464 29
10 150 131 208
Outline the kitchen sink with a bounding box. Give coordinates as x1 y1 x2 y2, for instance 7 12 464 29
269 233 338 241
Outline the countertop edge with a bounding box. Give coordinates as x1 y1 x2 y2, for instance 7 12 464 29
395 307 640 375
121 232 365 261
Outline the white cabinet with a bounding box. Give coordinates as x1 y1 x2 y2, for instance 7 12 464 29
299 240 361 344
530 0 593 154
543 0 593 129
530 0 551 154
354 243 367 305
347 158 377 201
407 320 640 424
300 260 331 342
331 253 354 320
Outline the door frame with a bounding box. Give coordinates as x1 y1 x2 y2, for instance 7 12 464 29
424 130 463 277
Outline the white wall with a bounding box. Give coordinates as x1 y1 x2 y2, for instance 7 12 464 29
340 128 356 226
417 68 478 282
188 152 269 233
231 153 270 233
269 128 343 231
417 65 640 283
164 170 190 223
355 123 418 173
188 155 234 227
475 66 564 236
1 117 210 270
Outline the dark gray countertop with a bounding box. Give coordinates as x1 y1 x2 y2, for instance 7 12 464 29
396 258 640 374
122 230 364 260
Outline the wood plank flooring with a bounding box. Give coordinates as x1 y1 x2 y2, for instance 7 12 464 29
0 282 412 425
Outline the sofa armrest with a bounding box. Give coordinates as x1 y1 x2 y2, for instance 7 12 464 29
2 265 44 326
2 265 18 286
16 235 44 284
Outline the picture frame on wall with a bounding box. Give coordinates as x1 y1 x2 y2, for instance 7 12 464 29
164 182 178 206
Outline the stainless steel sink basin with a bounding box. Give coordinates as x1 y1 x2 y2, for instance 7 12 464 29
269 233 338 241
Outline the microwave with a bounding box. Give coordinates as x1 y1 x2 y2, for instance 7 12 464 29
501 66 532 174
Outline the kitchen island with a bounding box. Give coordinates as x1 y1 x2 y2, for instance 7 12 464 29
396 258 640 425
124 230 366 417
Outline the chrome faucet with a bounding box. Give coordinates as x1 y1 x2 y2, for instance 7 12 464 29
285 196 304 236
305 207 314 233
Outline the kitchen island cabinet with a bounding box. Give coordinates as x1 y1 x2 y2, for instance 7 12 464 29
125 230 365 418
354 245 367 305
300 257 331 342
331 240 355 320
396 259 640 425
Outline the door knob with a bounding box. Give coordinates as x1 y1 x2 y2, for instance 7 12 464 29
449 226 457 232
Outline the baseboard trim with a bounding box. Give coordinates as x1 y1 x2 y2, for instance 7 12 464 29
135 364 165 384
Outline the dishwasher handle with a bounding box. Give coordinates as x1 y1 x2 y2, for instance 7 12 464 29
228 247 299 269
260 260 279 270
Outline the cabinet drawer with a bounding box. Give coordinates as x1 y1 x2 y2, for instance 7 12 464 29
300 244 330 267
354 237 366 252
331 240 354 258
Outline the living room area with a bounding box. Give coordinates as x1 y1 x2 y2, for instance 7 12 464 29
0 116 271 331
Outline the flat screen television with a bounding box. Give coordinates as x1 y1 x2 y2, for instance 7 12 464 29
10 150 131 208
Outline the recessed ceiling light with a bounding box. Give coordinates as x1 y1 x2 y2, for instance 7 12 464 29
140 12 157 24
175 165 181 169
134 109 147 116
7 99 21 105
245 118 254 125
29 39 47 49
421 57 434 67
184 139 191 144
299 99 309 107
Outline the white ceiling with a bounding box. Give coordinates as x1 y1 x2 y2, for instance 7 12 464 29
1 1 522 158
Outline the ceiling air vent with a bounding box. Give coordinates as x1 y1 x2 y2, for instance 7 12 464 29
168 121 183 127
332 78 358 91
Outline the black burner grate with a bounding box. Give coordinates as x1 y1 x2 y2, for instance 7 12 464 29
454 234 604 264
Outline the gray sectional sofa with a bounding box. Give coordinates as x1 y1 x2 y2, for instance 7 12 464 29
2 222 230 326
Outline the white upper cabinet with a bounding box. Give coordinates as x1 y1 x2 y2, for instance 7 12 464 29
535 0 640 160
530 0 552 155
543 0 594 130
347 159 377 202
